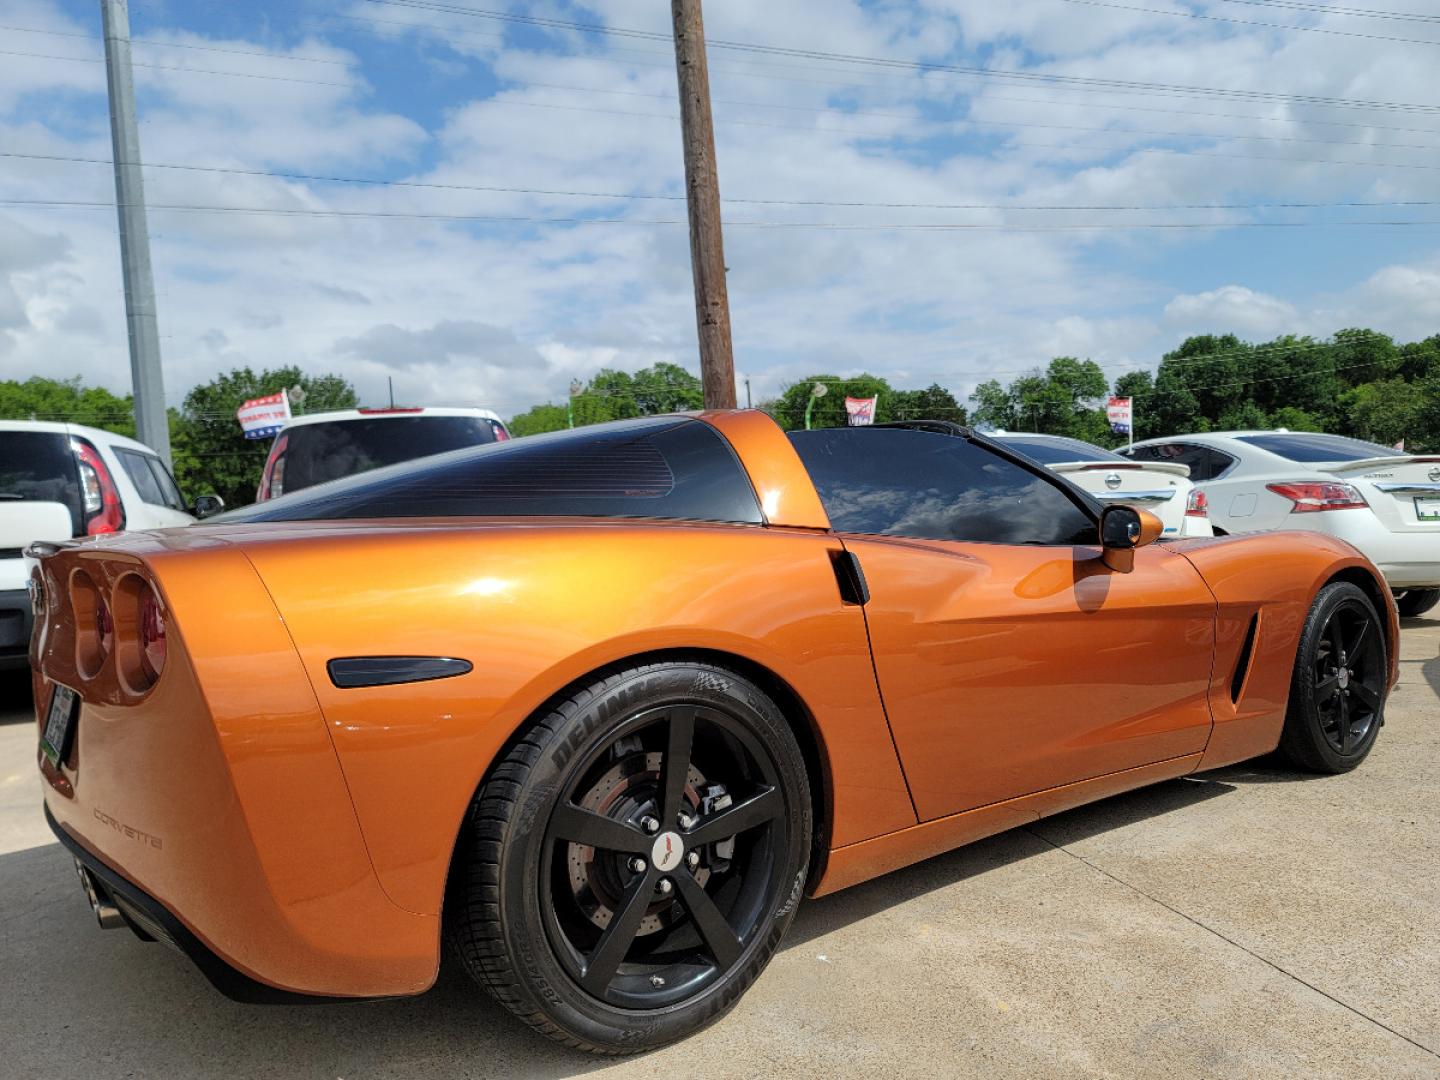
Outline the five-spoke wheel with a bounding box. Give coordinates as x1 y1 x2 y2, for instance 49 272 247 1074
1280 581 1388 773
447 661 810 1054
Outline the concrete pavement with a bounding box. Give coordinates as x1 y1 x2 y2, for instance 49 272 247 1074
0 618 1436 1079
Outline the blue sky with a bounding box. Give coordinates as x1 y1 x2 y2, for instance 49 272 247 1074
3 0 1440 416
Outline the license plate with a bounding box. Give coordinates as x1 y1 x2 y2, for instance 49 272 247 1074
40 684 78 767
1416 497 1440 522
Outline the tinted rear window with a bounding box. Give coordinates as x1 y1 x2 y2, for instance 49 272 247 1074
789 428 1097 545
996 435 1127 465
0 432 81 533
1234 433 1396 463
225 418 762 525
279 416 501 494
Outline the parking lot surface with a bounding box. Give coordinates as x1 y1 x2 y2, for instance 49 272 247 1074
1 617 1436 1080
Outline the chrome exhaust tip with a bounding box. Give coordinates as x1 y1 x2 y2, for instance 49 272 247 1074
74 859 125 930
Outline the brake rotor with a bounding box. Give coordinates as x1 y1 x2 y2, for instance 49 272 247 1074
567 751 710 937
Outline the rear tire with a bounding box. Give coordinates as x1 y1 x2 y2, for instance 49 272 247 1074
1277 582 1387 774
445 660 811 1055
1396 588 1440 618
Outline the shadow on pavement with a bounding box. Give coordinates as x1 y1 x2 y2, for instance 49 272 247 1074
1 774 1241 1078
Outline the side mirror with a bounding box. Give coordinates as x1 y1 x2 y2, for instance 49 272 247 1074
1099 505 1163 573
191 494 225 520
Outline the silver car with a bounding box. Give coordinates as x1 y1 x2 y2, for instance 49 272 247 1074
1122 430 1440 616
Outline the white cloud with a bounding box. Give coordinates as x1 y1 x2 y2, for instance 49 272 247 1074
1163 285 1302 339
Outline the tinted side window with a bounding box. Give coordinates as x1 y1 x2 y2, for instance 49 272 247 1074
146 456 187 510
0 431 82 533
224 418 762 525
116 449 165 506
789 428 1097 545
1196 448 1237 482
1126 442 1231 481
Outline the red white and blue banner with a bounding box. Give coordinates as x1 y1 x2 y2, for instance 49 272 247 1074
845 396 878 426
237 390 291 440
1106 396 1133 436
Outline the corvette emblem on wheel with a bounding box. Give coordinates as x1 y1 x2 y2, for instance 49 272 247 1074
652 831 684 872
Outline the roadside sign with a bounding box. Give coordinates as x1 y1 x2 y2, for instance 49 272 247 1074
846 396 878 426
237 390 291 440
1107 396 1133 436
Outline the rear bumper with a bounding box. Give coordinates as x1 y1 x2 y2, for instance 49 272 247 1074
47 804 342 1004
0 586 33 670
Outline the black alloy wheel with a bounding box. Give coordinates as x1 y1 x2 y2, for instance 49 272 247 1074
1279 581 1387 773
447 661 811 1054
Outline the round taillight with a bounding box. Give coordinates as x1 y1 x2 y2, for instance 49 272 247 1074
140 586 166 681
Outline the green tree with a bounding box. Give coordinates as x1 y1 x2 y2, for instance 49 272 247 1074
771 373 896 430
968 358 1107 440
0 376 136 436
173 366 357 508
888 383 966 424
507 403 569 437
1112 370 1155 443
1343 379 1423 447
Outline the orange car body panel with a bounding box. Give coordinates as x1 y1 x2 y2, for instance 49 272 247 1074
844 536 1216 822
29 410 1398 999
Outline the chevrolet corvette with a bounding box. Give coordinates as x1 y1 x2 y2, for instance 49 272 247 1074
29 411 1398 1053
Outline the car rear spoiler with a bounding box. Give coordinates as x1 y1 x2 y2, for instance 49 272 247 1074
1048 460 1191 479
1319 455 1440 475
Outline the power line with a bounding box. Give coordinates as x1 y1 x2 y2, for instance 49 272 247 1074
360 0 1440 115
0 23 355 65
13 150 1440 212
1216 0 1440 25
1049 0 1440 46
10 196 1440 230
0 48 357 88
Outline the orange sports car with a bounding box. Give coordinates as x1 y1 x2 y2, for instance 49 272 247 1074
29 411 1398 1053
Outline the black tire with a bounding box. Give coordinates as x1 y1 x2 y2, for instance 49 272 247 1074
445 660 812 1055
1396 588 1440 618
1277 581 1387 774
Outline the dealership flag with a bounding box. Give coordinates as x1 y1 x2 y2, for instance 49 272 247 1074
845 396 878 426
236 390 291 440
1106 396 1133 436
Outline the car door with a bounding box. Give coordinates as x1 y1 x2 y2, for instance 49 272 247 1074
789 426 1216 823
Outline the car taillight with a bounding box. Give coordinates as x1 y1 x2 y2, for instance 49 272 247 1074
72 438 125 534
258 434 288 501
139 584 166 681
493 423 511 442
1186 489 1209 517
1266 482 1369 513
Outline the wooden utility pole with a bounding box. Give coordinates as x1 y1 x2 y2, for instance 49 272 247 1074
671 0 736 409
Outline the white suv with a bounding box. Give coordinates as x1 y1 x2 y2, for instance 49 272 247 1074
256 407 511 501
1122 430 1440 616
0 421 206 669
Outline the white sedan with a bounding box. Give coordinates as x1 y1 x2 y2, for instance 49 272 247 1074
992 432 1212 538
1121 430 1440 617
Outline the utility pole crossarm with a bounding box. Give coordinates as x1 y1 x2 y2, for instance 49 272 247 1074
671 0 736 410
101 0 171 465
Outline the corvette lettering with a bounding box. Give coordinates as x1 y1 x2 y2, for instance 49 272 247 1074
93 808 163 850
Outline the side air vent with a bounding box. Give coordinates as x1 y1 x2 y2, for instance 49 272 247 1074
328 656 473 689
1230 613 1260 704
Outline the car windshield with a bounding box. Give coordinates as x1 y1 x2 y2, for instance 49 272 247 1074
0 431 82 533
994 435 1127 464
1234 433 1396 462
279 415 501 494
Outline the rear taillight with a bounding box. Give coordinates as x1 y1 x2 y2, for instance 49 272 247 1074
493 423 511 442
1186 488 1209 518
1267 482 1369 513
258 434 288 501
139 584 166 681
72 438 126 534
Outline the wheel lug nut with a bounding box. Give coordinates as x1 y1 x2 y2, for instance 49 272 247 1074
686 852 700 870
650 975 666 987
657 878 673 896
629 857 647 874
641 816 660 834
678 814 695 830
